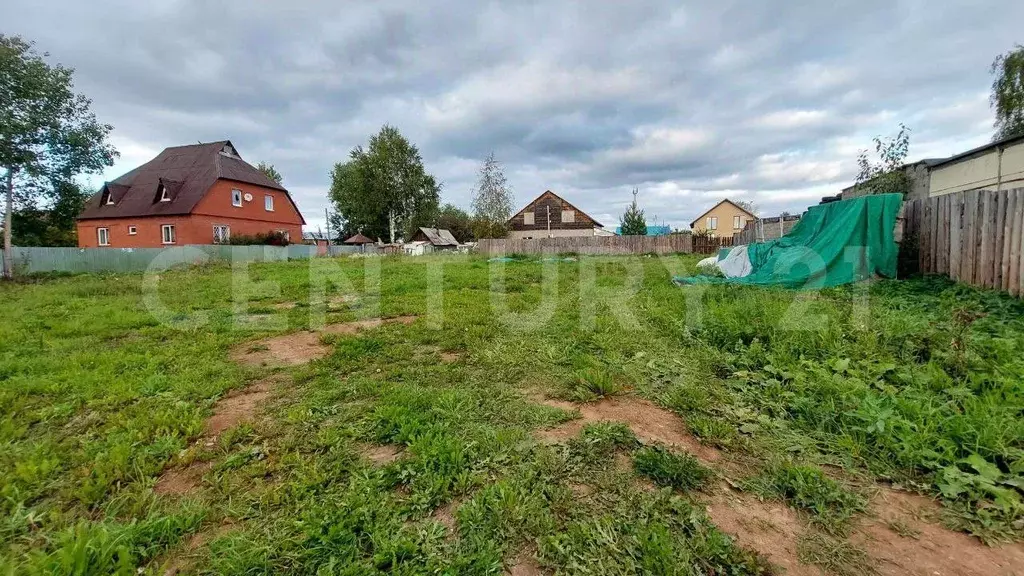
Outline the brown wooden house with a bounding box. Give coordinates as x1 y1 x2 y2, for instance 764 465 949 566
506 190 612 239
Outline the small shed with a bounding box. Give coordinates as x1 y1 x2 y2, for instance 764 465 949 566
410 227 459 250
344 233 376 245
303 231 333 255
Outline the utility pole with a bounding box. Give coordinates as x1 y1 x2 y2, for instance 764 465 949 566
324 207 331 245
546 205 551 238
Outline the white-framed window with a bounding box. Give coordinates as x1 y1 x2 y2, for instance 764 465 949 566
159 184 171 202
232 189 242 207
105 193 114 205
97 228 110 246
707 217 718 230
733 215 742 229
264 195 274 211
128 225 137 235
562 210 575 223
213 225 230 244
161 224 176 244
523 211 535 225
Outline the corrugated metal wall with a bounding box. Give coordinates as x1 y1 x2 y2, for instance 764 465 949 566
2 244 372 275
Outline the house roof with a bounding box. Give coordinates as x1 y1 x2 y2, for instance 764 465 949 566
343 233 376 244
508 190 604 227
78 140 305 223
928 132 1024 169
415 227 459 246
689 199 757 228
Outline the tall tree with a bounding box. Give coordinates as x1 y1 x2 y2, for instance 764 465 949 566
854 124 911 196
735 200 759 216
435 203 474 243
329 125 440 243
256 161 283 185
470 152 513 239
12 180 87 246
991 45 1024 141
619 188 648 236
1 35 117 276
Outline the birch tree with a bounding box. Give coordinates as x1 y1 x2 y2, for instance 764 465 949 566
470 152 514 239
1 35 117 276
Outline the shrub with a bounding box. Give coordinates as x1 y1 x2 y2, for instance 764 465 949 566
228 231 291 246
571 367 620 401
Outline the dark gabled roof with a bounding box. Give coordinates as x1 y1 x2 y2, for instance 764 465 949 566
78 140 303 222
508 190 604 227
414 227 459 246
929 132 1024 169
343 233 376 245
689 199 756 228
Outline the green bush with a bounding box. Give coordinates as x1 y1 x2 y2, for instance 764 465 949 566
228 231 291 246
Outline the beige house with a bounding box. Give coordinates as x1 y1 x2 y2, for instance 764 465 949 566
690 199 756 237
929 133 1024 197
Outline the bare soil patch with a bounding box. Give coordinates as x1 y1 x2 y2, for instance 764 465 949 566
154 461 212 496
852 487 1024 576
321 315 418 335
505 551 546 576
363 444 402 465
440 351 462 362
159 522 237 575
706 482 822 576
432 498 461 535
272 301 297 310
230 331 329 367
328 294 359 309
532 394 721 463
230 316 418 366
205 379 276 436
157 377 282 496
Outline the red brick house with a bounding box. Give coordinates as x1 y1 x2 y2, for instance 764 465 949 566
77 141 305 248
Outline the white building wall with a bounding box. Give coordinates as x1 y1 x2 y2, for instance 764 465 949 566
930 140 1024 196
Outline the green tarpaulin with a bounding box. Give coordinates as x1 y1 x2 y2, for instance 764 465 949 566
676 194 903 289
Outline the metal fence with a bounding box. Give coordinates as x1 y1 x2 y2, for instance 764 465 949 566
2 244 374 275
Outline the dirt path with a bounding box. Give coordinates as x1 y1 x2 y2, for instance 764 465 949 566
230 315 418 366
530 392 1024 576
155 376 283 495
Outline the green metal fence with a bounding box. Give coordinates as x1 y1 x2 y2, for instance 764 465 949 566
2 244 366 275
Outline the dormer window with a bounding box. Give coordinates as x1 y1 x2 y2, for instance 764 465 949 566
220 143 239 158
159 184 171 202
105 193 115 205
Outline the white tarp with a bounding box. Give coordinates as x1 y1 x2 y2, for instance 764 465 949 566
717 245 753 278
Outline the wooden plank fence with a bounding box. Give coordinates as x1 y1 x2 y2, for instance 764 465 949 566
476 234 693 255
904 187 1024 297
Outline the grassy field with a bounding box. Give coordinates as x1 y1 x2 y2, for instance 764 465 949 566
1 254 1022 575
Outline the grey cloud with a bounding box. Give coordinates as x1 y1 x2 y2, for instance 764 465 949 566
4 0 1023 230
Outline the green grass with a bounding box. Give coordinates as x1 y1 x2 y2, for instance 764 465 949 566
633 446 712 491
744 463 865 533
1 253 1023 573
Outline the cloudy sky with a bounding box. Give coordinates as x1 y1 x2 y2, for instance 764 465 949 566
5 0 1022 231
